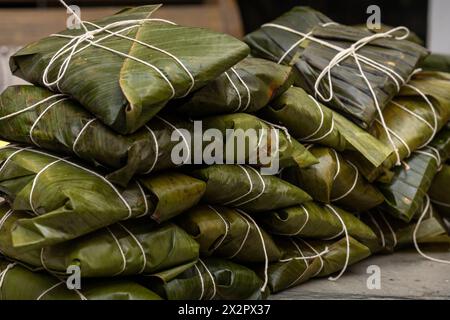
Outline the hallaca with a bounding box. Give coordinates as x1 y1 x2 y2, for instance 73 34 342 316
0 203 199 277
10 5 250 134
348 71 450 181
189 164 311 212
200 113 318 170
258 202 378 246
176 205 281 263
173 57 294 117
362 200 450 254
244 6 428 129
259 86 393 168
281 147 384 212
0 261 162 300
429 164 450 218
259 236 371 292
145 258 268 300
0 146 205 249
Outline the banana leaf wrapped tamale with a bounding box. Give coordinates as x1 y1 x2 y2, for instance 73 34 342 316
244 6 428 128
173 57 294 117
258 202 377 246
429 164 450 218
377 124 450 222
0 203 199 277
0 261 162 300
145 258 268 300
362 201 450 254
10 5 250 134
259 87 393 168
190 164 311 212
176 205 281 263
0 86 316 186
260 236 371 292
281 147 384 212
0 146 205 250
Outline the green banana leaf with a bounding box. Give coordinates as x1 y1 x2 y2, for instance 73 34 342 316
377 125 450 222
259 87 393 168
258 202 377 246
244 6 428 128
0 261 162 300
0 202 199 277
429 164 450 218
176 205 281 263
0 146 205 250
347 71 450 182
281 146 384 212
201 113 318 170
362 203 450 254
173 57 294 117
10 5 249 134
189 164 311 212
422 53 450 73
144 258 268 300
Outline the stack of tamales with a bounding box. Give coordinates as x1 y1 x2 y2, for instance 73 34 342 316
0 4 449 300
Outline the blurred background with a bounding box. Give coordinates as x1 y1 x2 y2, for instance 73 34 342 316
1 0 449 90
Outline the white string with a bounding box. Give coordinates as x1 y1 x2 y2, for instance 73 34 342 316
413 195 450 264
236 209 268 292
230 67 251 111
233 166 266 206
277 31 313 64
194 264 205 300
227 212 251 259
274 205 310 237
331 148 341 181
29 98 69 148
415 147 441 168
135 181 149 218
300 94 326 140
118 223 147 274
331 161 359 202
325 204 350 281
72 118 96 158
198 259 217 300
260 119 292 144
222 165 253 206
207 206 229 252
430 198 450 208
303 118 335 143
0 210 13 233
156 116 190 164
0 147 31 175
391 101 434 131
368 212 386 249
285 240 309 289
224 71 242 112
29 159 63 215
380 212 398 248
374 118 411 158
300 239 325 277
143 125 159 174
0 263 17 298
106 227 127 276
36 281 64 300
0 94 67 121
6 146 134 219
279 243 329 262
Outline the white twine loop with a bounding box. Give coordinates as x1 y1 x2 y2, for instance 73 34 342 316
300 239 325 277
143 125 160 174
415 146 442 169
413 195 450 264
135 181 149 218
43 0 194 98
224 71 243 112
379 212 398 248
72 118 96 158
106 227 127 276
198 259 217 300
368 212 386 249
331 154 359 202
157 116 190 165
118 222 147 274
207 206 229 253
230 67 251 111
233 166 266 207
0 262 17 298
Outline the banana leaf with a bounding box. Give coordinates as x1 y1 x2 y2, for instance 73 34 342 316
377 124 450 222
0 202 199 277
0 261 162 300
244 6 428 128
258 202 377 246
259 87 393 168
347 72 450 182
0 146 205 250
176 205 281 263
173 57 294 117
144 258 268 300
422 53 450 73
200 113 318 170
259 236 371 290
362 203 450 254
189 164 311 212
429 164 450 218
281 146 384 212
10 5 250 134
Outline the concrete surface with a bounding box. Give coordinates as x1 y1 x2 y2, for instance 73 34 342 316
271 249 450 299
